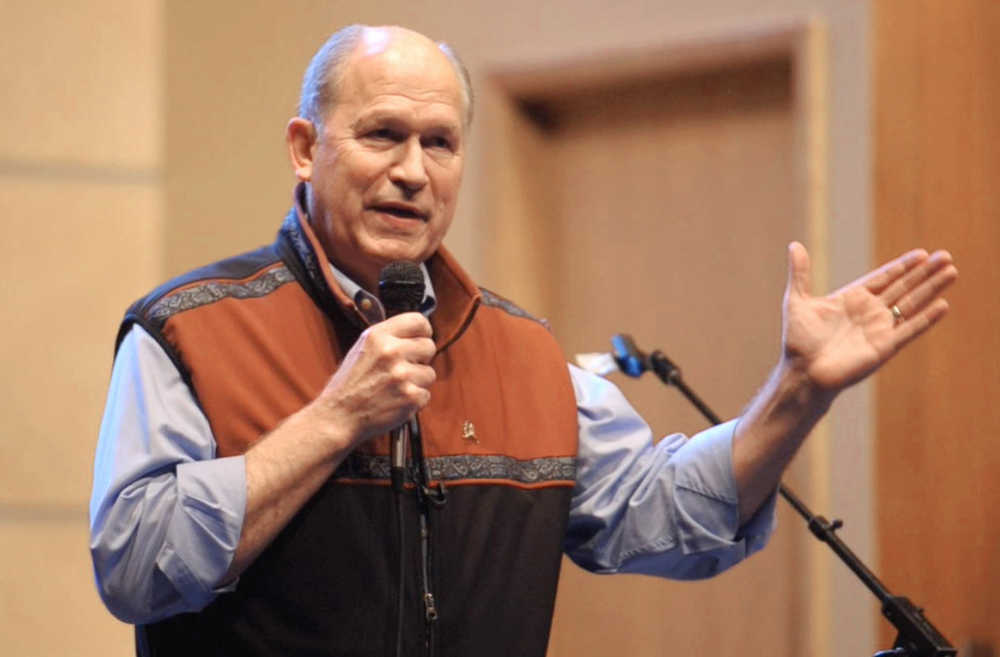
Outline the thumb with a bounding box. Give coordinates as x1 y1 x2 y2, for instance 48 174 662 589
786 241 812 297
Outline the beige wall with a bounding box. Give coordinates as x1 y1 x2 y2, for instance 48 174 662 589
1 1 875 654
0 0 162 653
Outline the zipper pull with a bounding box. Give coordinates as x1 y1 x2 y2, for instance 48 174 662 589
423 592 439 622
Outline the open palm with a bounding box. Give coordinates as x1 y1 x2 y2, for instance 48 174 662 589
781 242 957 392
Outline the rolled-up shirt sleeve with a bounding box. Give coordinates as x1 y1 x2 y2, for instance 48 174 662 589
89 325 246 624
565 364 776 580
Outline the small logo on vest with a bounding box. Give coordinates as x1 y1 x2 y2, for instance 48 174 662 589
461 420 478 443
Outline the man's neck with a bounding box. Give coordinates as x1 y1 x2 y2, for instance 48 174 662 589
326 258 438 318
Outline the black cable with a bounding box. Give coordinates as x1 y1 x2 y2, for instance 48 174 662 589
394 487 405 657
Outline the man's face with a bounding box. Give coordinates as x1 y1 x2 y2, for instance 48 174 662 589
305 30 466 289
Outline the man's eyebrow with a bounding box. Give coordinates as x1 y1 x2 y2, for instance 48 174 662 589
352 109 461 134
350 111 391 131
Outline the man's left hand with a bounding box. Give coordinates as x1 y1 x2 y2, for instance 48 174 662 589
781 241 958 396
732 242 958 522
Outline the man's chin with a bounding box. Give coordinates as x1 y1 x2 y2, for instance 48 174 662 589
361 244 436 277
366 233 440 262
327 234 441 289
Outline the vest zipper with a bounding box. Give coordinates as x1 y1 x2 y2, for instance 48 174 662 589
420 514 438 622
408 417 442 657
410 416 447 657
419 511 438 657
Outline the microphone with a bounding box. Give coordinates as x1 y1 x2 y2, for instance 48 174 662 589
574 333 682 384
379 261 425 317
574 333 650 378
378 261 425 492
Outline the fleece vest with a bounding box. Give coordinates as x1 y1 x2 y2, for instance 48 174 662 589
120 200 579 657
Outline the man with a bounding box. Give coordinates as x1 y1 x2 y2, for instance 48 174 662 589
89 24 957 657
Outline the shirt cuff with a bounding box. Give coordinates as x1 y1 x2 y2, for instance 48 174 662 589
669 419 776 564
158 455 246 606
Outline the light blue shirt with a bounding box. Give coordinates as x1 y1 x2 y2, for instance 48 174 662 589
89 265 775 624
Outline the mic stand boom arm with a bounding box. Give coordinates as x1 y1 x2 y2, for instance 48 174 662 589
611 334 955 657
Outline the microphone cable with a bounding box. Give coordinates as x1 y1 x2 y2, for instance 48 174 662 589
394 478 405 657
378 261 424 657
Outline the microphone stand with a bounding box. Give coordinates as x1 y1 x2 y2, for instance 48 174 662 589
610 334 956 657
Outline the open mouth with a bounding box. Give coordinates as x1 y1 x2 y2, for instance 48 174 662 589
372 205 426 220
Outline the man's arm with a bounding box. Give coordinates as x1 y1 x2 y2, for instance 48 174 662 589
564 242 956 575
566 365 775 580
731 242 957 521
90 326 244 623
90 313 436 621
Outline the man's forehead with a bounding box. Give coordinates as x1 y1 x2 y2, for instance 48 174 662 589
338 29 464 113
350 26 445 73
355 26 419 56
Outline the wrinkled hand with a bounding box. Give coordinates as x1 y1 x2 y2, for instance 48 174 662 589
782 242 958 393
312 312 436 445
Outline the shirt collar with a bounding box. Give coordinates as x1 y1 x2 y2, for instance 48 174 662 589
326 260 438 325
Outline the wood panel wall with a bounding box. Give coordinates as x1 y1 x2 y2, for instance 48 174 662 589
874 1 1000 652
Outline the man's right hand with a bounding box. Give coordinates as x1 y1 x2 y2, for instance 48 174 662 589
222 311 435 583
310 311 437 447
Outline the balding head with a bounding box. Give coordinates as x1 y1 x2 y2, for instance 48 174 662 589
285 23 468 292
298 25 473 131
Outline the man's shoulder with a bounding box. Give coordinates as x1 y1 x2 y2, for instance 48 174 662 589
135 245 285 315
116 244 289 349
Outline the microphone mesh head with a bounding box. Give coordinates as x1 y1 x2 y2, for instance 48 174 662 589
378 261 424 317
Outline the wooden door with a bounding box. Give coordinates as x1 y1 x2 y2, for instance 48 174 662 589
482 32 826 657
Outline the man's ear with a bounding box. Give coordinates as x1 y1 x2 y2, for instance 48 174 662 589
286 118 317 182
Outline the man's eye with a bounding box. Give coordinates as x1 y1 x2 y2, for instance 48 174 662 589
368 129 401 141
424 136 454 151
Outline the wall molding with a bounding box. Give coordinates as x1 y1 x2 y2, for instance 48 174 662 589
0 157 161 185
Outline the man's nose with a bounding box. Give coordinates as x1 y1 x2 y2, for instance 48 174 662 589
388 137 429 193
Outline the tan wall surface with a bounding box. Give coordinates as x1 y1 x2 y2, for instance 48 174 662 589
0 0 163 653
874 1 1000 653
1 1 876 655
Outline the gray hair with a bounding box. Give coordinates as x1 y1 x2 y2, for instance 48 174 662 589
298 25 474 130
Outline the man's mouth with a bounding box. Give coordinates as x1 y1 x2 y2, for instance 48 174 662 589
371 203 427 220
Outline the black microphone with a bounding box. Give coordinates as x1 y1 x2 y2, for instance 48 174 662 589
378 261 425 492
379 261 424 317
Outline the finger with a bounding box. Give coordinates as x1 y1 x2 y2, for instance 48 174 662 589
889 262 958 321
381 332 435 364
404 382 432 410
409 363 437 389
382 312 433 338
403 337 437 364
846 248 928 295
395 367 435 412
880 250 954 307
388 361 435 400
891 298 950 352
786 241 812 297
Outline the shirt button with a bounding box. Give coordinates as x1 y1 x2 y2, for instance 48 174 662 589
359 298 373 312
